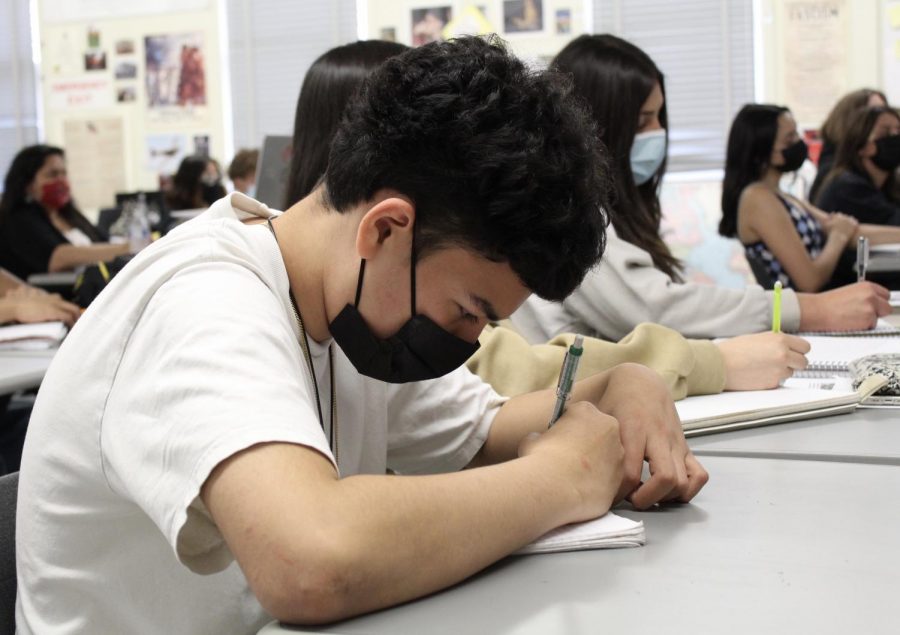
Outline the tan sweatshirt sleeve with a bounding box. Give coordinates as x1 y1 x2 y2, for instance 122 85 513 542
467 322 726 400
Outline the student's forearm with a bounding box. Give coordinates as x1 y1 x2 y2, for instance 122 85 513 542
855 225 900 245
205 444 581 624
471 368 614 466
47 243 129 272
795 235 847 291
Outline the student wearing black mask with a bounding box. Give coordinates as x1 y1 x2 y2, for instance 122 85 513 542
165 154 226 211
816 105 900 226
17 37 707 632
720 104 900 292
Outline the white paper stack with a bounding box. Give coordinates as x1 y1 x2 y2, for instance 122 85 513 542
515 512 645 555
0 321 68 351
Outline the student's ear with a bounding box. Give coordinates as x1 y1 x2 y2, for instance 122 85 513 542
355 195 416 260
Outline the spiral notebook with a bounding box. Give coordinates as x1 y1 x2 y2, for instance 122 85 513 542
797 318 900 337
794 335 900 378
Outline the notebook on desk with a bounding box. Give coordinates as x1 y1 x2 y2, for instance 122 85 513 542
794 335 900 377
515 512 645 555
676 375 885 437
0 321 67 351
797 318 900 337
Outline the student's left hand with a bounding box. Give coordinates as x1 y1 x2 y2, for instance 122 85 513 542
594 363 709 510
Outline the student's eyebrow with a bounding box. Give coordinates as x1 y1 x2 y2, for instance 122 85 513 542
469 293 499 322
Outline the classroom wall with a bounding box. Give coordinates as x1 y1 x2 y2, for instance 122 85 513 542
758 0 885 127
35 0 228 212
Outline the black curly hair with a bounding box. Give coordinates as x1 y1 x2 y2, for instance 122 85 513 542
325 36 610 302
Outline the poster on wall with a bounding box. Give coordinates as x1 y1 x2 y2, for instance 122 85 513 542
145 133 190 177
62 118 127 210
503 0 543 34
368 1 585 67
884 0 900 105
47 76 114 111
781 0 849 126
144 32 207 113
411 7 453 45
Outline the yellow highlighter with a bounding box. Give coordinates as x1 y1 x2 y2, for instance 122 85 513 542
772 280 782 333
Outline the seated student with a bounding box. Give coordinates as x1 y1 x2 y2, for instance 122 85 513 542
283 39 410 209
227 148 259 196
510 34 891 344
809 88 888 203
17 38 708 632
815 105 900 226
284 40 807 395
165 154 227 210
720 104 900 292
0 145 130 280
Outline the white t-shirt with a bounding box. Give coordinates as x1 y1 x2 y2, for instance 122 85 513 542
16 193 505 634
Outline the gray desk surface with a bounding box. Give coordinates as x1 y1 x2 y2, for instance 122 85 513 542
0 350 55 394
689 407 900 464
259 456 900 635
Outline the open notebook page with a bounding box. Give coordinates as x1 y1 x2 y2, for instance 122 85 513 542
514 512 645 555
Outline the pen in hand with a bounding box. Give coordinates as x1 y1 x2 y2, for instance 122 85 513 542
857 236 869 282
548 335 584 427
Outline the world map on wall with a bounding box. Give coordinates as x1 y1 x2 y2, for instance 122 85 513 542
659 178 756 289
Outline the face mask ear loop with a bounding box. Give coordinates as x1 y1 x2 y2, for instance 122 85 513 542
354 259 366 308
410 229 417 317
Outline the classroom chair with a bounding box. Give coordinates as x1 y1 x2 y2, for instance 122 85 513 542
0 471 17 635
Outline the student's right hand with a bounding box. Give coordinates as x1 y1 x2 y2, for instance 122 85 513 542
822 212 859 243
517 401 625 523
798 281 891 332
717 332 810 390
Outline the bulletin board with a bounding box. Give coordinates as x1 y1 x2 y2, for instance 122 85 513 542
36 0 230 213
884 0 900 104
365 1 591 67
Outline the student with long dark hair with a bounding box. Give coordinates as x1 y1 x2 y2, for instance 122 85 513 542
284 40 409 209
0 145 129 280
816 105 900 225
809 88 887 203
511 34 891 343
165 154 227 211
720 104 900 292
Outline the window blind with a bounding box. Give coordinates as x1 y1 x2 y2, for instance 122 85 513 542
594 0 755 171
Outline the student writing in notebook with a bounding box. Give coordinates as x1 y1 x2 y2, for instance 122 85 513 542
16 38 707 633
285 41 810 398
511 34 892 344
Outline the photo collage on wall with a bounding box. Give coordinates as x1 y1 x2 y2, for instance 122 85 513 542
371 1 581 67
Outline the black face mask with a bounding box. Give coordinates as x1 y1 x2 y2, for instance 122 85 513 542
329 240 481 384
872 134 900 172
776 139 808 173
202 183 226 206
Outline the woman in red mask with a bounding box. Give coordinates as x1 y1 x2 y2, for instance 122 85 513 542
0 145 130 280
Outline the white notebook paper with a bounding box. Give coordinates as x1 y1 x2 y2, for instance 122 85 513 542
675 376 885 436
515 512 645 555
0 321 67 351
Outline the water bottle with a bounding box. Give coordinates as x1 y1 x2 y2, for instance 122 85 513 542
128 193 152 253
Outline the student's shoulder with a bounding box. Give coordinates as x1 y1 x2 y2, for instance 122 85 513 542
739 183 785 217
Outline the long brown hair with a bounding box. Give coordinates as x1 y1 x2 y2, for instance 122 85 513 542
552 34 682 280
820 88 887 148
823 105 900 196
